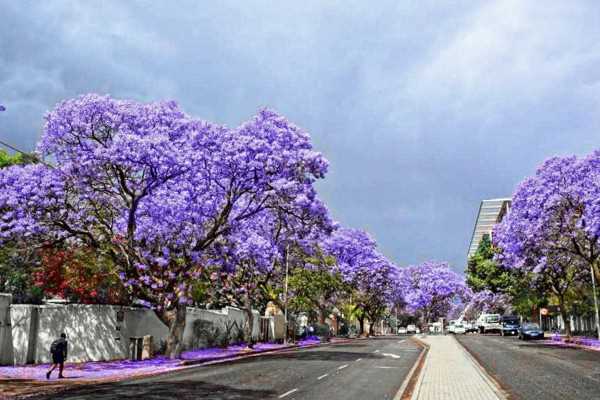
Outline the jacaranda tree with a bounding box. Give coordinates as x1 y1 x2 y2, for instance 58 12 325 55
399 261 470 324
324 228 400 335
493 154 600 335
0 94 328 357
494 154 600 282
208 194 334 347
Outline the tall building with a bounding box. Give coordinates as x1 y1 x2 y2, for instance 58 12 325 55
467 198 511 259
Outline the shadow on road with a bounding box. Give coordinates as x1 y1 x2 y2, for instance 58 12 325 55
34 380 277 400
234 349 381 363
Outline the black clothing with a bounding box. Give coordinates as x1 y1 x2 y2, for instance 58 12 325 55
52 352 64 364
50 338 68 361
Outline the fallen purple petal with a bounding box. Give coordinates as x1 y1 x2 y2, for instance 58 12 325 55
0 342 298 382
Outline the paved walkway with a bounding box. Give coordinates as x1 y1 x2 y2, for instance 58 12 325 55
411 335 504 400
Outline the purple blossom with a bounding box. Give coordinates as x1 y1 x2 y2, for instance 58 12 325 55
397 261 470 322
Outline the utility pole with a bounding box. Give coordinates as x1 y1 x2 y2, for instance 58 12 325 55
591 265 600 340
283 243 289 344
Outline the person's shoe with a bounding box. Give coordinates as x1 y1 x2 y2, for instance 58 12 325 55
58 375 65 379
46 371 51 380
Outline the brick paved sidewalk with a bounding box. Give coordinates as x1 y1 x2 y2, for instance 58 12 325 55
411 335 505 400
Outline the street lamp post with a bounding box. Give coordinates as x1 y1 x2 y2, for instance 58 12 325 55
283 243 289 345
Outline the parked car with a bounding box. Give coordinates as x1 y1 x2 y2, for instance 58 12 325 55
477 313 502 334
518 322 544 340
398 326 408 334
406 324 417 334
501 316 520 336
416 327 421 334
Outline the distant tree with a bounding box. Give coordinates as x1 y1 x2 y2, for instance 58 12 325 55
399 261 470 324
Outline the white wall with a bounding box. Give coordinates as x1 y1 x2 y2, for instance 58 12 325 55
5 303 271 365
9 305 34 365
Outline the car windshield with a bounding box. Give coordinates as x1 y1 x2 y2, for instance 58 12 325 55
522 323 540 330
485 315 500 323
503 319 519 325
455 324 463 328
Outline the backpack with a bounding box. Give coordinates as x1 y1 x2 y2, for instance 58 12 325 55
50 339 61 354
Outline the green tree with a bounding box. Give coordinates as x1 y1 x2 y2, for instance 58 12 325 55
466 234 512 293
466 234 547 317
288 253 349 324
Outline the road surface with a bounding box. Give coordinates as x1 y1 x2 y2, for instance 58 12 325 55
34 336 421 400
456 334 600 400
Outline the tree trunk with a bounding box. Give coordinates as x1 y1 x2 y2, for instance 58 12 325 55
368 320 375 336
358 315 365 336
318 306 327 325
557 295 572 337
164 303 187 359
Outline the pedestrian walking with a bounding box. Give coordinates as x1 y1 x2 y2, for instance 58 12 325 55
46 333 68 379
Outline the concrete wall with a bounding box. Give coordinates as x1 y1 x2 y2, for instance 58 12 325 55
0 294 14 364
3 301 271 365
9 305 34 365
182 306 261 349
9 304 169 364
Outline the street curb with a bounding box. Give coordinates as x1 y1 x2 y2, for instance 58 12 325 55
452 335 510 400
393 335 429 400
12 338 360 399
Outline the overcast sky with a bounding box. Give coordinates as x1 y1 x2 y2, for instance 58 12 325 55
2 1 600 272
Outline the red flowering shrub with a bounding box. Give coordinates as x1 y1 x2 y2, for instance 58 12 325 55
34 245 128 304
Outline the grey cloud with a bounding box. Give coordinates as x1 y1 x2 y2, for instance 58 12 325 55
1 0 600 271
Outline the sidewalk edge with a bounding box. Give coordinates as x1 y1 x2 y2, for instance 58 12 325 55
393 335 429 400
452 335 510 400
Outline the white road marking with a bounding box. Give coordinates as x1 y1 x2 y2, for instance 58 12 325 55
374 366 398 369
317 373 329 380
373 349 380 353
355 358 362 362
338 364 349 370
398 340 405 344
382 353 401 359
278 388 299 398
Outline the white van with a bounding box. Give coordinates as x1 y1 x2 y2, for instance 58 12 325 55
477 313 502 334
453 323 466 334
447 320 456 334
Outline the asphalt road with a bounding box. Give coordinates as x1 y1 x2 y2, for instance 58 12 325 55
456 334 600 400
35 336 421 400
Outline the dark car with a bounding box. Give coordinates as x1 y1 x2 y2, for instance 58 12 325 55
518 322 544 340
501 316 520 336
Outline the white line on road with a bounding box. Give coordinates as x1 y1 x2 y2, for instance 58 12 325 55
382 353 401 359
398 340 405 344
355 358 362 362
317 373 329 380
373 349 380 353
278 388 299 398
338 364 349 370
374 366 398 369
